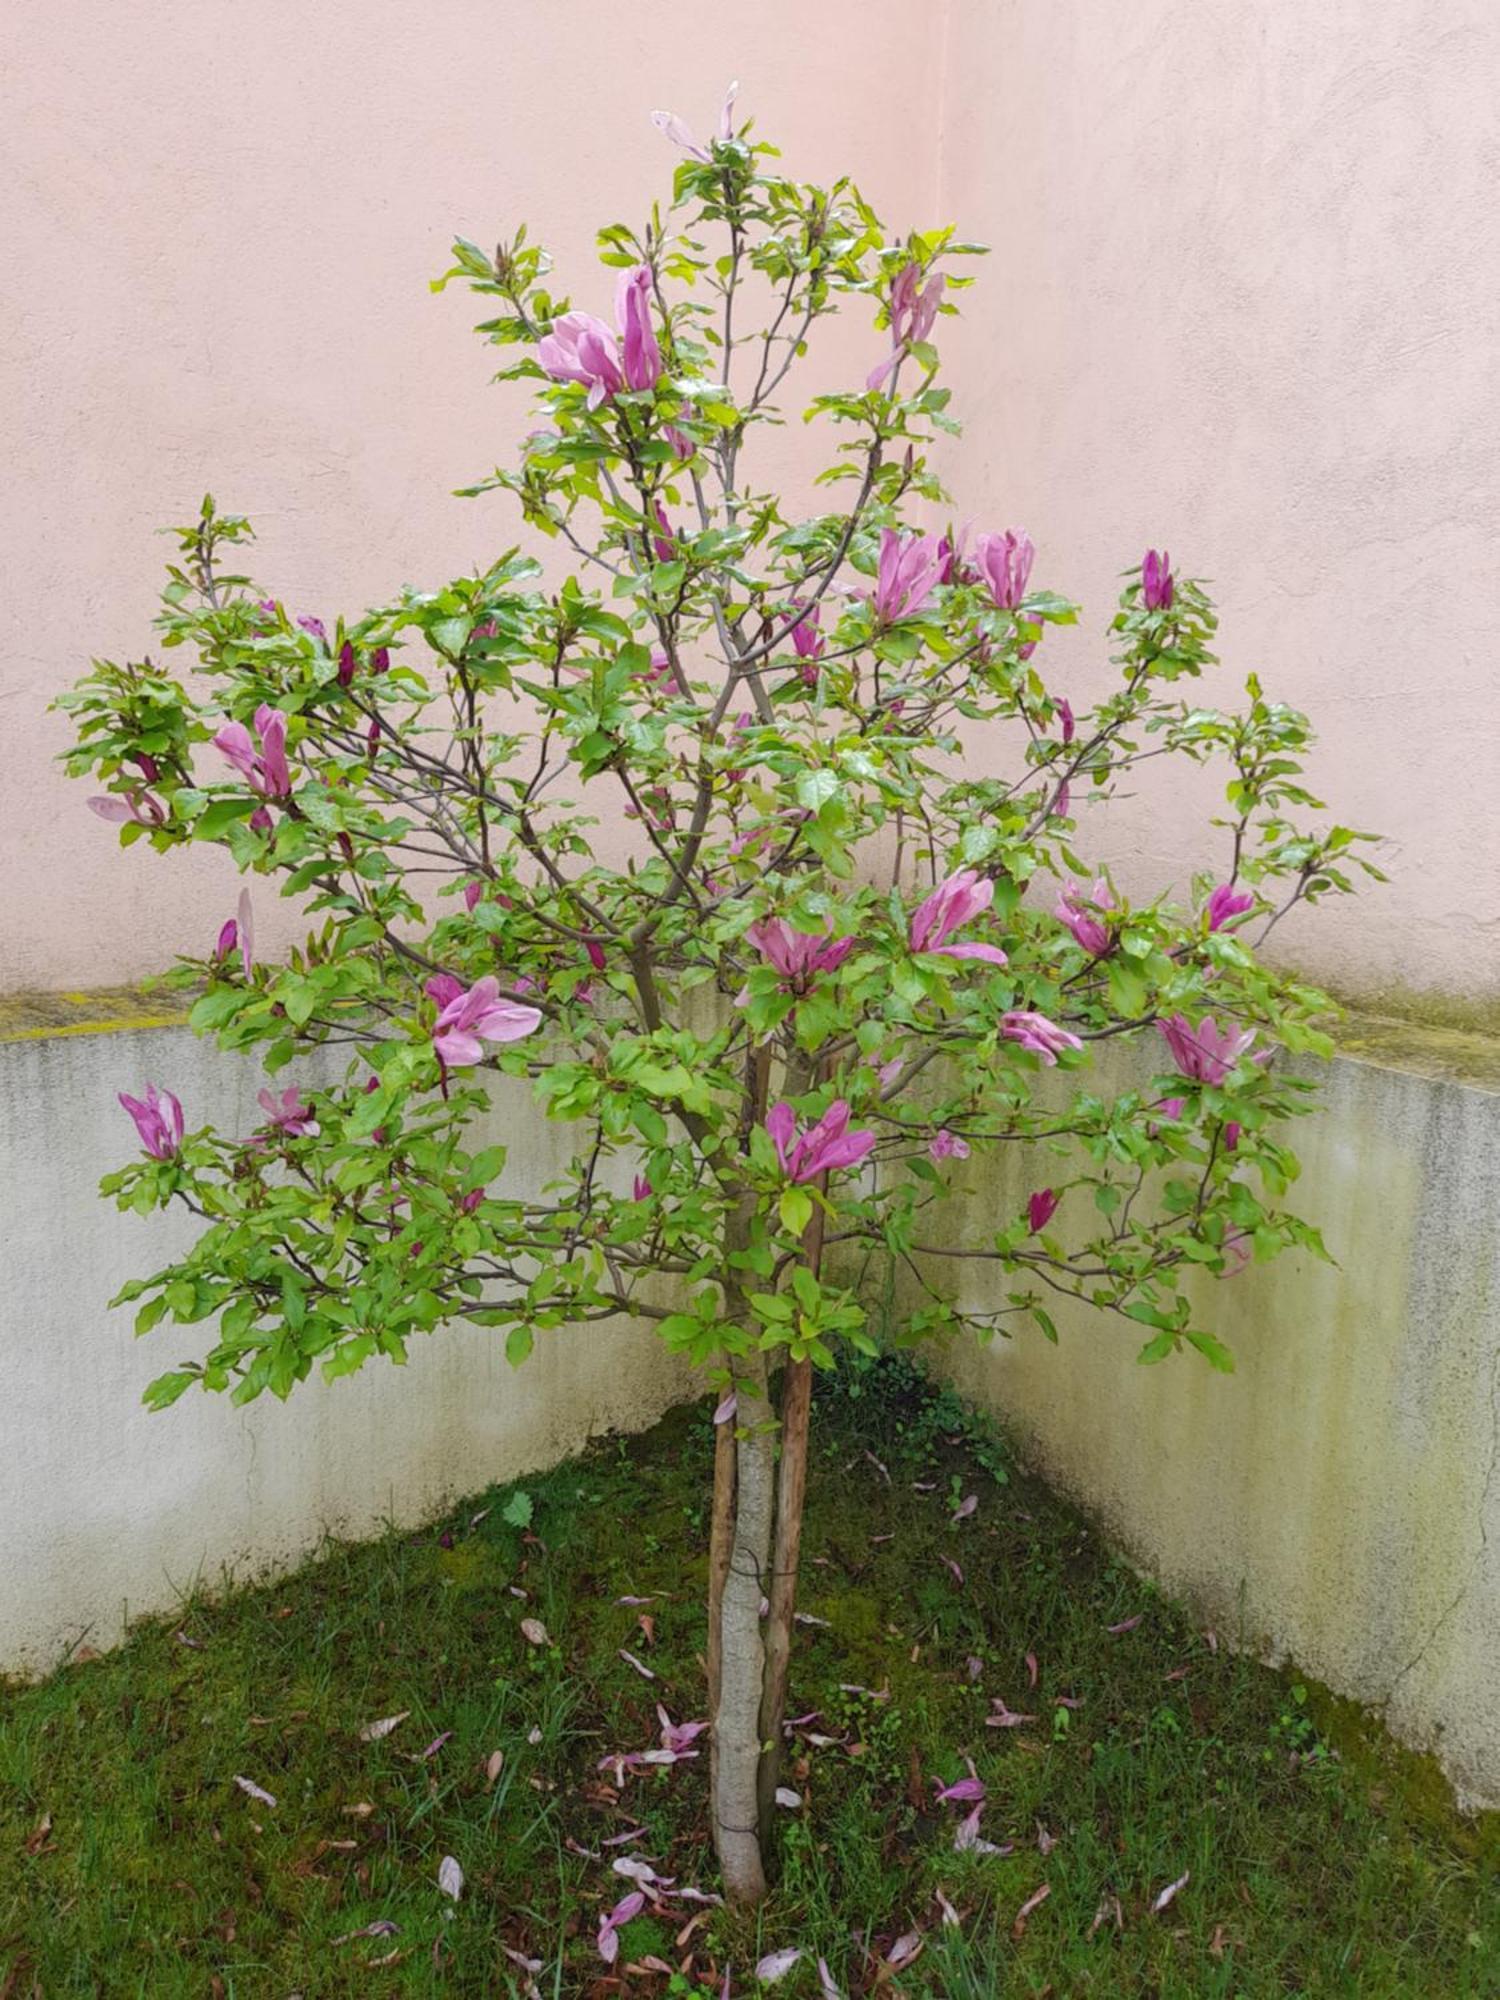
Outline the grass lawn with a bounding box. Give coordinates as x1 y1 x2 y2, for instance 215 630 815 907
1 1357 1496 1997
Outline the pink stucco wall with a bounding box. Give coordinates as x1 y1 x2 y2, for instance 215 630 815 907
2 0 939 989
6 2 1496 1010
933 2 1500 1012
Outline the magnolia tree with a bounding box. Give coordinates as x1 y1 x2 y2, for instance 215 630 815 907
60 92 1377 1904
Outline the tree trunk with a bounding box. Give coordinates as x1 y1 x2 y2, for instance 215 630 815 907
753 1186 826 1838
705 1371 737 1810
711 1344 774 1905
755 1352 812 1838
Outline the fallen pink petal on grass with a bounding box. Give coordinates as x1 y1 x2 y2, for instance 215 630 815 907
987 1697 1036 1729
1012 1883 1052 1939
1107 1614 1143 1635
940 1556 965 1586
933 1772 986 1806
332 1920 400 1945
755 1945 803 1983
597 1890 646 1964
936 1887 961 1927
613 1855 674 1889
437 1855 464 1901
1025 1650 1039 1687
885 1931 923 1969
619 1649 657 1680
1089 1895 1125 1937
232 1775 276 1808
953 1803 1013 1856
1152 1870 1191 1914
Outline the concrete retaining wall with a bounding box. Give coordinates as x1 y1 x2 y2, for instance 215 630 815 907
935 1020 1500 1808
6 995 1500 1813
0 997 698 1675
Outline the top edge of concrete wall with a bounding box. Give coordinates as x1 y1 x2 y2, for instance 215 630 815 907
5 983 1499 1096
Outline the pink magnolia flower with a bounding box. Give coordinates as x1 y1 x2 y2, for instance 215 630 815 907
1206 883 1255 932
650 500 678 562
973 529 1036 611
457 1187 484 1214
89 788 166 827
256 1085 320 1138
1055 878 1114 956
867 262 945 390
616 265 663 393
1142 548 1175 611
1027 1187 1060 1234
745 918 853 992
119 1083 183 1160
641 647 674 686
538 263 661 409
909 869 1009 966
214 705 292 800
632 1174 652 1201
214 887 255 978
1058 697 1076 745
937 522 973 586
296 614 327 644
463 878 484 912
337 640 356 688
1157 1014 1257 1085
870 528 946 624
538 311 623 409
766 1100 876 1184
426 974 542 1068
788 599 826 662
929 1128 970 1162
1001 1011 1084 1065
650 80 738 160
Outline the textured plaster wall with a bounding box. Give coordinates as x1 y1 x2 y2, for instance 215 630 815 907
934 0 1500 1011
936 1030 1500 1808
0 1015 697 1674
1 0 942 991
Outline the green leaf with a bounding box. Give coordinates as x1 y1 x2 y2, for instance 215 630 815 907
502 1489 534 1528
1185 1327 1236 1372
779 1187 813 1237
1135 1329 1177 1365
